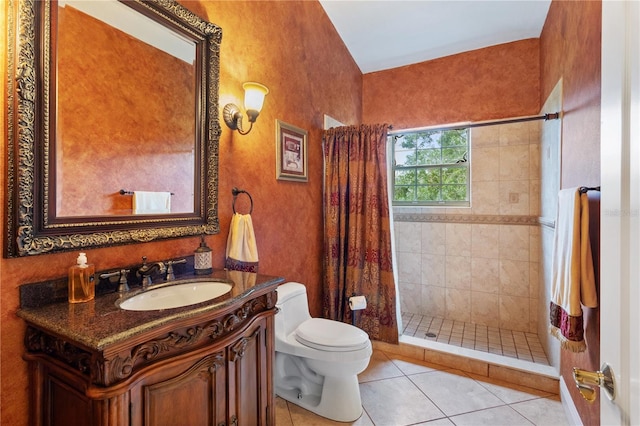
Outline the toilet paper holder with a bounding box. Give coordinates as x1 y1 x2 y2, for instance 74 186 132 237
348 293 367 326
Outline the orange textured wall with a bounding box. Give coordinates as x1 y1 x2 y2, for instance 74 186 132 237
540 1 601 424
57 6 195 215
363 39 541 128
541 0 601 189
0 0 361 423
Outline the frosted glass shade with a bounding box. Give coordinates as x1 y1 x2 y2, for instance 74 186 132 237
243 82 269 113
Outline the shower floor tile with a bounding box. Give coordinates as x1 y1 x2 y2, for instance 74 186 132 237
401 313 550 366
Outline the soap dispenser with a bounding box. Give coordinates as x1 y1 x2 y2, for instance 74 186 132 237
68 252 96 303
194 236 212 275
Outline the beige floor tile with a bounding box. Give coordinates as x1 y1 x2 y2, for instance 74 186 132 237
387 353 443 376
510 396 569 425
423 349 489 376
449 405 531 425
413 419 456 425
409 370 504 416
467 373 553 403
372 340 425 359
275 397 294 426
278 350 566 426
360 376 446 425
286 400 374 426
489 365 559 394
358 350 404 383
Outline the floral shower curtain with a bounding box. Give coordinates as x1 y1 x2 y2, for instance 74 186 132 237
322 124 398 344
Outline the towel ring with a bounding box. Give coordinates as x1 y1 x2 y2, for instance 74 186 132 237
232 187 253 214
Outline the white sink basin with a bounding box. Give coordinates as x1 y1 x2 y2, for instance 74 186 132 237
118 281 233 311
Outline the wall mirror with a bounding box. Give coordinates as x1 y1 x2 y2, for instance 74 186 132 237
6 0 222 257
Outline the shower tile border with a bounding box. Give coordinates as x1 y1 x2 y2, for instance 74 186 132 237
394 212 540 226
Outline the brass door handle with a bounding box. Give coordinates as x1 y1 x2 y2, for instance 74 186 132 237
573 363 616 402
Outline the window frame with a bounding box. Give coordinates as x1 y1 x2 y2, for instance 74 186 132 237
391 125 470 207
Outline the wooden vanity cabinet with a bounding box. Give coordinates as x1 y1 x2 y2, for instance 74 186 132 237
22 286 278 426
128 316 271 426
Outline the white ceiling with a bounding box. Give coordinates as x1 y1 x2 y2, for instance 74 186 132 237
319 0 552 74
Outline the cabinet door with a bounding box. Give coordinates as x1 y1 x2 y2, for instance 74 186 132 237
227 317 273 426
26 359 94 426
43 371 93 426
132 351 227 426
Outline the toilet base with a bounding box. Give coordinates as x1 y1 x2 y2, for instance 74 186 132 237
276 375 364 422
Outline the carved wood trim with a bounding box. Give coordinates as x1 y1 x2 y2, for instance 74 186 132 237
24 292 275 386
144 351 224 394
25 326 94 375
229 329 260 362
6 0 222 257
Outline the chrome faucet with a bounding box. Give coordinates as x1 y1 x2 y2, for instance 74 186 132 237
137 257 166 289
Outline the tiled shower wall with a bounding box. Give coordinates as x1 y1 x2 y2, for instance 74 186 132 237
394 121 541 334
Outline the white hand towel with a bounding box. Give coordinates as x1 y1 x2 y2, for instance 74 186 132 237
225 213 259 273
133 191 171 214
549 187 597 352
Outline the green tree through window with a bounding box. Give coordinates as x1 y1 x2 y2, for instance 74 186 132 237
392 127 469 205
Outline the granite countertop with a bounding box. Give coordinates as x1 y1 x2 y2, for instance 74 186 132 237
17 269 284 351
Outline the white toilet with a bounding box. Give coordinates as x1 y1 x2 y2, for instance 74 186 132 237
274 282 372 422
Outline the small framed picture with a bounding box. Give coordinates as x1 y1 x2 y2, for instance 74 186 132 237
276 119 308 182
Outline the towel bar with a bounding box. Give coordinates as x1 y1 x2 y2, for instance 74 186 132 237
119 189 174 195
579 186 601 194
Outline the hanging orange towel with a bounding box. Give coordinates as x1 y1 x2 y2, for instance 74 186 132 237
549 188 597 352
225 213 259 273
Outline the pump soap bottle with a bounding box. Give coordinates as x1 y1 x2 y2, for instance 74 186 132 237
68 252 96 303
194 236 213 275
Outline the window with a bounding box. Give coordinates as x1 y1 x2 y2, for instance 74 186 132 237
392 127 469 206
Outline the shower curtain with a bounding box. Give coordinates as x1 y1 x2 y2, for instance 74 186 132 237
322 124 398 344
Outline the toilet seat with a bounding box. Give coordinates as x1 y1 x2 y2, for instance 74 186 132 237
295 318 370 352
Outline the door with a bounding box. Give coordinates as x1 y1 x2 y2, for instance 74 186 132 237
600 1 640 424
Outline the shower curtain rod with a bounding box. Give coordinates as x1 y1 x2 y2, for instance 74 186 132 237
388 112 560 134
464 112 560 129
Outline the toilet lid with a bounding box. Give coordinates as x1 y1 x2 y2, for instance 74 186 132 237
295 318 370 352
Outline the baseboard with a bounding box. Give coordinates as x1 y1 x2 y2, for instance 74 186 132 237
560 376 583 426
375 337 559 394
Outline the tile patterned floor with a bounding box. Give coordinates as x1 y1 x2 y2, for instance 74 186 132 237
401 313 550 365
275 349 568 425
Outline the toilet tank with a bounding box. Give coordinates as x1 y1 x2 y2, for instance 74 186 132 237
275 282 312 337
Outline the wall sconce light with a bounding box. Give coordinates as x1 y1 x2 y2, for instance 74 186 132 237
223 82 269 135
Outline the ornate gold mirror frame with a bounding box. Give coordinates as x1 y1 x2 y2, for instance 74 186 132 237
6 0 222 257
